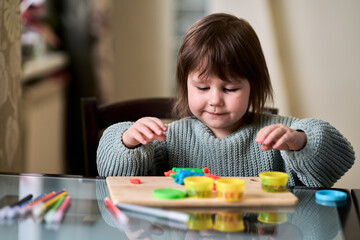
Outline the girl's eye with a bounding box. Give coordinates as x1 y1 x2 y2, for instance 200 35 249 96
224 88 239 92
197 87 209 91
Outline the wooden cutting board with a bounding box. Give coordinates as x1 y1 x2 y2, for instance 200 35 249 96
106 176 298 207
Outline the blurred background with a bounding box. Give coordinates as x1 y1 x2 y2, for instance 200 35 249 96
0 0 359 188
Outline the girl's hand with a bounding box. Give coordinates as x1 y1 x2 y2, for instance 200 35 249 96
122 117 167 149
255 124 307 151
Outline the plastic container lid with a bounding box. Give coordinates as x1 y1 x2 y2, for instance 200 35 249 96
315 199 347 207
315 190 347 202
259 171 289 183
215 178 246 190
183 176 214 190
153 188 186 200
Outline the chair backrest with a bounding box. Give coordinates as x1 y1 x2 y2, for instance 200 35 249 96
263 107 278 115
80 97 176 177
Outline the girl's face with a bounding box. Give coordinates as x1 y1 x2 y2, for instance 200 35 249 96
187 71 251 139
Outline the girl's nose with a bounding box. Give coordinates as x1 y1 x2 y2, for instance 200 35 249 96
209 90 223 106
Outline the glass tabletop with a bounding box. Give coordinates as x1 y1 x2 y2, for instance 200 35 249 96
0 173 358 240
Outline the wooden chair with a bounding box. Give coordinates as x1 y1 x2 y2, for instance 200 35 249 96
80 97 176 177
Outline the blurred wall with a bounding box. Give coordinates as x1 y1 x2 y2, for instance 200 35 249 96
271 0 360 188
0 0 22 172
110 0 174 103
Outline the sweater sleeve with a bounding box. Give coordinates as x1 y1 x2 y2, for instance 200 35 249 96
280 118 355 187
96 122 158 176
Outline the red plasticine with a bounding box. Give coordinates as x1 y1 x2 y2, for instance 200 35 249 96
130 178 141 184
164 170 176 176
205 173 220 180
205 173 220 190
203 167 210 174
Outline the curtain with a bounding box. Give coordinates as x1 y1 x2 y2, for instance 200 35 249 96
0 0 22 172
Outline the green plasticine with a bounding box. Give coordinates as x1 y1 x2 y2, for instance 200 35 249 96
153 188 186 200
171 168 204 174
170 167 210 179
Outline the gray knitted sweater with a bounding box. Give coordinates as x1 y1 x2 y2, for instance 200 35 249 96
97 114 354 187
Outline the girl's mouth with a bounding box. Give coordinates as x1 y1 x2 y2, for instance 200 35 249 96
207 111 226 116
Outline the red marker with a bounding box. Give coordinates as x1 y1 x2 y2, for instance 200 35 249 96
104 197 129 225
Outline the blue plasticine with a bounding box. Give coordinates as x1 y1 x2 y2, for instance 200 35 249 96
174 170 204 185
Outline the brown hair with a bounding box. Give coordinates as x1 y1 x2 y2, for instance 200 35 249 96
173 13 273 121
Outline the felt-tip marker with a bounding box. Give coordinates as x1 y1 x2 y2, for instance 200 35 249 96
18 192 55 216
6 198 33 219
52 196 71 223
116 202 189 223
44 196 66 223
32 190 67 218
104 197 129 225
0 194 33 219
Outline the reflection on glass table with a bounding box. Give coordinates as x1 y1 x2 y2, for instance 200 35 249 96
0 173 359 240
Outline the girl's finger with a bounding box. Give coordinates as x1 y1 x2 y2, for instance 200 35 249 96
148 117 167 132
256 124 279 143
263 127 286 146
133 123 156 140
142 118 167 136
261 144 273 151
272 134 290 150
152 133 167 142
126 130 147 147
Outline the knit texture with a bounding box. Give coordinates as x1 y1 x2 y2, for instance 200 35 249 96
97 114 355 187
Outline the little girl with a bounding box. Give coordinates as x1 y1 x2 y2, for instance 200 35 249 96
97 13 354 187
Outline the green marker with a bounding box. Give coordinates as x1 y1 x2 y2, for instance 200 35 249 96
44 196 66 223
